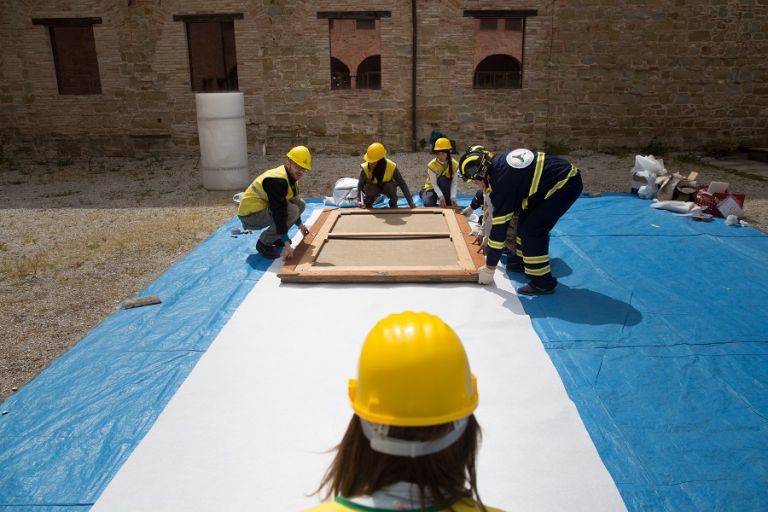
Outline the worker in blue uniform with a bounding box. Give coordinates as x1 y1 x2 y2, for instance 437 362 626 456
458 145 582 294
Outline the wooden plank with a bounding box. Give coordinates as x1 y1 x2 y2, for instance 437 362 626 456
444 210 476 270
294 208 341 273
279 208 334 275
455 211 487 269
326 232 448 239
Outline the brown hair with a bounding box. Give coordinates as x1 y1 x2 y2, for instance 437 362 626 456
316 414 486 512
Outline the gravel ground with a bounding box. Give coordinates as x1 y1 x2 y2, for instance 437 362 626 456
1 149 766 402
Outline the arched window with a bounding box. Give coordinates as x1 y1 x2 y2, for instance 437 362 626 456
330 57 351 89
473 54 521 89
356 55 381 89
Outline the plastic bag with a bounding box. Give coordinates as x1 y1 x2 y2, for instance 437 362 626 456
325 177 359 207
631 155 667 198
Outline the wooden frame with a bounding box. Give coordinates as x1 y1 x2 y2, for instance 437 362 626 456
278 208 484 283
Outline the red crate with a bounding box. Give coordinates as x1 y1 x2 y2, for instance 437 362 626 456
695 185 746 217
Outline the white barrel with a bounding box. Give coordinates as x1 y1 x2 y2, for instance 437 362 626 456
196 92 249 190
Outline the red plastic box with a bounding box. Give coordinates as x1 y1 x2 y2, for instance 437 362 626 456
695 185 746 218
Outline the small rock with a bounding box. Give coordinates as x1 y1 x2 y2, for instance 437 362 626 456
11 387 18 392
2 410 8 415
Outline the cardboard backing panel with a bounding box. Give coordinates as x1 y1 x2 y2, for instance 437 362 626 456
279 208 484 282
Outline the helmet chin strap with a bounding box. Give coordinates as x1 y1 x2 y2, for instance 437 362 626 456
360 417 469 458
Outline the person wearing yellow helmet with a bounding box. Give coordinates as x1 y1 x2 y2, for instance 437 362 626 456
458 145 582 294
307 312 502 512
419 137 459 208
237 145 313 260
357 142 417 209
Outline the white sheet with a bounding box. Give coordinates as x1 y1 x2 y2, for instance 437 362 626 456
93 213 626 512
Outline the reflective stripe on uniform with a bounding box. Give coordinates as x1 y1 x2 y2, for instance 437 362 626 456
544 164 579 200
521 151 546 210
525 265 552 276
523 254 550 264
492 212 516 225
487 239 506 250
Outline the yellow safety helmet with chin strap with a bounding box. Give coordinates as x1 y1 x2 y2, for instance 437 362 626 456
432 137 453 153
349 311 478 458
349 311 478 427
286 145 312 170
364 142 387 163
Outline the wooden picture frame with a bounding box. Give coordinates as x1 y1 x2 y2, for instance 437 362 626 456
278 208 485 283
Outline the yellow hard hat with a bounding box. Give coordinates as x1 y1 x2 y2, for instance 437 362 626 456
433 137 452 152
286 145 312 170
364 142 387 163
349 311 478 427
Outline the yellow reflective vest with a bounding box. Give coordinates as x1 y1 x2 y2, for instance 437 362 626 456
304 497 503 512
361 159 397 185
424 157 459 191
237 165 297 217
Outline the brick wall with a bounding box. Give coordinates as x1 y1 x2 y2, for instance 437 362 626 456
1 0 766 157
329 18 380 83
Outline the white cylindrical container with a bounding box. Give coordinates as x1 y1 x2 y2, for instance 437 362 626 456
196 92 249 190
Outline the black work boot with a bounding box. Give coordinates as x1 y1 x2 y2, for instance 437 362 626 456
256 239 280 259
518 277 557 295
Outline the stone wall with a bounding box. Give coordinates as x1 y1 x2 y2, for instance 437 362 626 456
1 0 766 158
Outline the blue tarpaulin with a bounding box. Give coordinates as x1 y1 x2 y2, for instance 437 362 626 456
1 194 767 511
0 200 327 508
506 194 768 511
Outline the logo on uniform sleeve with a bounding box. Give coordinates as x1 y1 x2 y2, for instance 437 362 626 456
505 149 535 169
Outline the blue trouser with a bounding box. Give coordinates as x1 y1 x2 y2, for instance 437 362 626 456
515 173 583 286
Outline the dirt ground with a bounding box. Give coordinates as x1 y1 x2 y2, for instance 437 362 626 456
1 149 766 402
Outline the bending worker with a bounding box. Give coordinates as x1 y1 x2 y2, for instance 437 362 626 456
237 145 312 260
458 145 582 294
420 137 459 207
308 311 501 512
357 142 417 209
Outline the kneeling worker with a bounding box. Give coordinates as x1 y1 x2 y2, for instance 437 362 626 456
357 142 417 209
237 145 313 260
307 311 501 512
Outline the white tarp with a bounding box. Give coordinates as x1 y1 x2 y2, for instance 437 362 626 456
93 212 625 512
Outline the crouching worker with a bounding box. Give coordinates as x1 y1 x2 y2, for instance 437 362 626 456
459 145 582 294
420 137 459 207
357 142 417 209
307 311 501 512
237 145 313 260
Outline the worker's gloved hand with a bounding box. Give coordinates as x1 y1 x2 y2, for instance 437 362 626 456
478 265 496 285
408 201 417 209
461 206 474 216
439 197 447 208
299 224 311 237
282 241 294 260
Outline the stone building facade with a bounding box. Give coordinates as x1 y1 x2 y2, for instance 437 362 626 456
1 0 766 157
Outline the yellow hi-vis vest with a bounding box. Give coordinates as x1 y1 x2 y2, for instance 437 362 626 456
424 157 459 191
304 498 503 511
237 165 297 216
361 159 397 185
